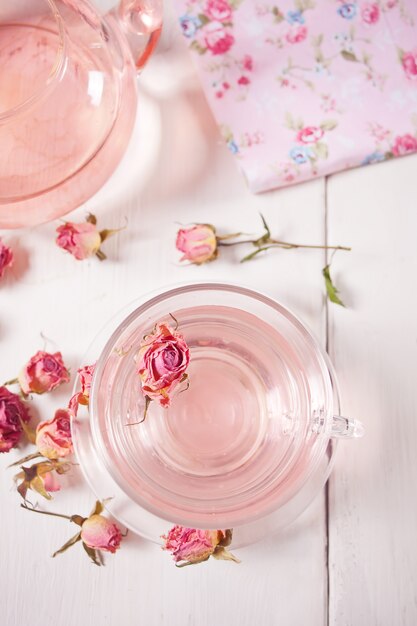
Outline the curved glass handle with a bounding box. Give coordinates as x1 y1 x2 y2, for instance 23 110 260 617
331 415 365 439
113 0 163 71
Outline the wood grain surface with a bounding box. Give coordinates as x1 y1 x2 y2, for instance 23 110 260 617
1 3 416 624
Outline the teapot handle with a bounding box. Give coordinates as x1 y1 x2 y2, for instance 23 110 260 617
113 0 163 71
331 415 365 439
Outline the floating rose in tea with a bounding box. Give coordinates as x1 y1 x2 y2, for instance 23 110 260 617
135 318 190 420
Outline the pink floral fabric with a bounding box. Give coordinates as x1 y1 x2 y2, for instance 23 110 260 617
174 0 417 192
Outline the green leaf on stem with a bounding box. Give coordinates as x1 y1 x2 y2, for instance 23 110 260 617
86 213 97 225
8 451 42 468
212 546 241 563
312 142 328 160
2 378 19 387
52 532 82 558
82 542 102 566
19 417 36 445
340 50 358 62
322 264 345 307
240 245 275 263
259 213 271 239
90 500 104 516
320 119 338 131
197 13 210 25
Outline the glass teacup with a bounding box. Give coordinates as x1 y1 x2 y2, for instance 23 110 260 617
72 283 363 547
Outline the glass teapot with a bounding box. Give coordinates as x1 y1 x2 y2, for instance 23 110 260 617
0 0 162 228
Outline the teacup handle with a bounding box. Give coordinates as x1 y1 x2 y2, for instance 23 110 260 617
331 415 364 439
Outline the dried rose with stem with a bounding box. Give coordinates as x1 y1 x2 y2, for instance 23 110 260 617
21 499 126 566
56 213 125 261
176 214 351 306
217 214 350 261
162 526 240 567
132 314 190 423
9 408 74 500
14 459 71 501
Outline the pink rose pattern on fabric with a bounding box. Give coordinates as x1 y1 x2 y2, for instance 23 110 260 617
174 0 417 192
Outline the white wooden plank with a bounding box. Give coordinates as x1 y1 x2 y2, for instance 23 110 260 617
0 16 330 626
326 154 417 625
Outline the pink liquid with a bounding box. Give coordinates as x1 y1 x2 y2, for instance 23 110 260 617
96 304 329 528
0 11 137 227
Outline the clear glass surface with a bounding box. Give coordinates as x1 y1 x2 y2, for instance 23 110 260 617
72 283 362 548
0 0 161 227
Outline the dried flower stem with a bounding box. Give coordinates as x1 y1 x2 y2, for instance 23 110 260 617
21 502 72 521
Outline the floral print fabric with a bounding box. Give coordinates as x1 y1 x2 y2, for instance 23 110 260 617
174 0 417 192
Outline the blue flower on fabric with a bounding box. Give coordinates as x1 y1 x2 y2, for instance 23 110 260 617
337 3 357 19
180 15 202 38
227 140 239 155
361 151 385 165
286 10 305 25
289 146 312 164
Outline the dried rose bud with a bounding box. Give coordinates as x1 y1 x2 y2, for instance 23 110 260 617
56 221 102 260
81 515 122 554
15 460 67 500
0 238 13 279
68 363 96 415
36 408 73 460
137 322 190 408
56 213 121 261
21 499 125 566
0 386 30 453
176 224 218 265
162 526 240 566
18 350 70 395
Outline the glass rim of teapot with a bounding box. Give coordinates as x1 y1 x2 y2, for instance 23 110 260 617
0 0 67 122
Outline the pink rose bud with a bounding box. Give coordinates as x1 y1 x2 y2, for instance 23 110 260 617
137 322 190 407
18 350 70 395
0 386 30 453
56 221 102 260
176 224 217 265
162 526 239 566
43 471 61 493
0 238 13 279
68 363 96 415
36 408 73 460
81 515 122 553
78 363 95 397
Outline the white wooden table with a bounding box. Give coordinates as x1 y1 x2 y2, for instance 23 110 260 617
1 4 417 624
